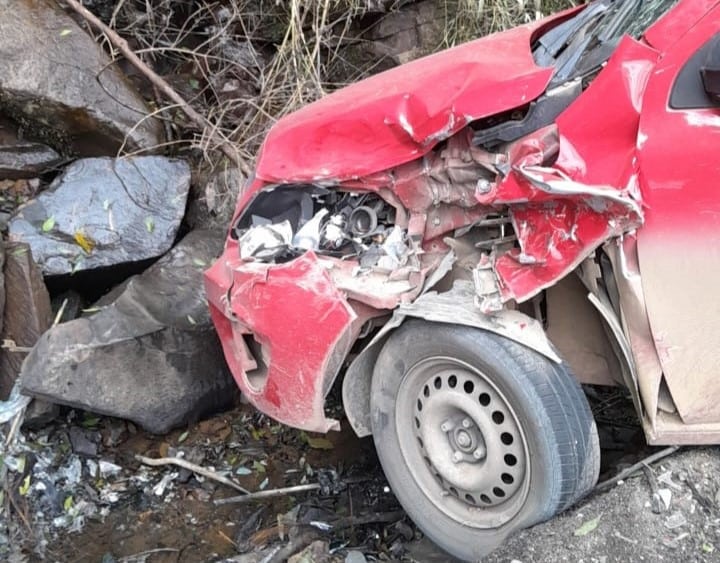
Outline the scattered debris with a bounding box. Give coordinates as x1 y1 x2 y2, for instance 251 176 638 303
595 446 680 492
573 515 601 537
664 511 687 530
136 454 249 494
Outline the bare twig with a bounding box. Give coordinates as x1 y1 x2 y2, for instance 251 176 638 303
135 454 250 494
118 547 179 562
596 446 680 492
215 476 370 506
63 0 251 176
215 483 320 506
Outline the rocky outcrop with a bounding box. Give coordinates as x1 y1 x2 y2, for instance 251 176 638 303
0 142 61 180
20 230 238 434
0 242 52 399
8 156 191 276
0 0 163 156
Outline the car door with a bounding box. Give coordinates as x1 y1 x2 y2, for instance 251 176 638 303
637 10 720 424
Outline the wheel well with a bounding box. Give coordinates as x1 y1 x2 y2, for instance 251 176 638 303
544 274 623 387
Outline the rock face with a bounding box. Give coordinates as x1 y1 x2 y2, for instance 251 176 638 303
20 230 238 434
185 165 245 231
8 156 191 276
0 141 61 180
0 242 53 399
0 0 163 155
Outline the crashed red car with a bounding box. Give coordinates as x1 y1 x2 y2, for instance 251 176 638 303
205 0 720 558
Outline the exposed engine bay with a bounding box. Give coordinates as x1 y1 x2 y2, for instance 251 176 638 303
233 188 412 273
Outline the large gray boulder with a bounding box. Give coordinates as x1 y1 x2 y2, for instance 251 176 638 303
20 230 238 434
0 0 163 155
8 156 191 276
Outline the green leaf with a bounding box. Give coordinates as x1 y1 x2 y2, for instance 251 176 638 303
19 475 31 496
186 315 196 325
252 460 266 474
59 29 72 37
306 436 334 450
188 78 200 90
703 543 715 553
574 515 601 537
63 495 74 511
177 430 189 443
81 415 100 428
42 216 55 232
192 258 207 268
11 247 27 257
144 216 155 233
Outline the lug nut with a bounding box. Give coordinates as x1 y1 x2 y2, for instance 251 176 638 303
456 431 471 448
440 419 454 432
473 447 486 460
462 417 472 428
452 451 463 463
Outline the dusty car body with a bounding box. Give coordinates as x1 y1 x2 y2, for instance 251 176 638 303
206 0 720 558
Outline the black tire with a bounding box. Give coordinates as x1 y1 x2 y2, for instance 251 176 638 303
370 320 600 562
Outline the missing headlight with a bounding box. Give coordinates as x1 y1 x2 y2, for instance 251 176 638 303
232 184 405 269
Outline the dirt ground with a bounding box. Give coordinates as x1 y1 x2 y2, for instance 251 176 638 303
5 392 720 563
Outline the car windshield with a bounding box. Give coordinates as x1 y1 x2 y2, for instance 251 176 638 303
533 0 679 85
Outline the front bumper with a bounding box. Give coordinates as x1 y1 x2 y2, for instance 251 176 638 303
205 245 366 432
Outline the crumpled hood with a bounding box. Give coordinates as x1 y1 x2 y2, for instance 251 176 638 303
255 12 577 183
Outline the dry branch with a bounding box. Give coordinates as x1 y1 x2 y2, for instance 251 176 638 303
135 454 250 494
63 0 252 176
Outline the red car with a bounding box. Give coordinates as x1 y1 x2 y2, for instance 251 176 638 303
205 0 720 558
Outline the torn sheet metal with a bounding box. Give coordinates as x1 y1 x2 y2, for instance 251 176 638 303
475 36 655 305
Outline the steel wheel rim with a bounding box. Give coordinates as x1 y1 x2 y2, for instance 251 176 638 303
396 356 530 529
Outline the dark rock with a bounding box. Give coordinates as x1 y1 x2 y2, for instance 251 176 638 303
337 0 445 79
20 230 238 434
22 398 59 429
0 142 61 180
8 157 191 276
0 0 163 155
0 241 52 399
186 165 244 231
363 1 444 65
68 426 100 457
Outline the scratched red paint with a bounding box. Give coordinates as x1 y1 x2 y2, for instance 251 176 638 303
205 0 709 432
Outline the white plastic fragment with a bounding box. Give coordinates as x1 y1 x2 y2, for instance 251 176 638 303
293 209 328 250
153 471 178 496
239 220 292 261
98 460 122 477
658 488 672 511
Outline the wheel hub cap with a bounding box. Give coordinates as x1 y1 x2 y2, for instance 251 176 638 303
397 357 530 528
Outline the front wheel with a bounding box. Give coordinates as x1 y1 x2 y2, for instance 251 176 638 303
370 320 599 561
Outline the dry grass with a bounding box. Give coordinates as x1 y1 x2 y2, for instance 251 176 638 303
102 0 575 167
